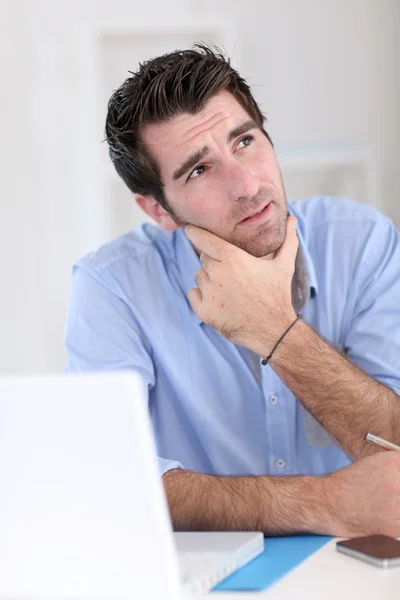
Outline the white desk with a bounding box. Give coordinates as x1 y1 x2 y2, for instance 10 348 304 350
211 539 400 599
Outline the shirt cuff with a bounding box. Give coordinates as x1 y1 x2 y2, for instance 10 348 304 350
158 456 184 477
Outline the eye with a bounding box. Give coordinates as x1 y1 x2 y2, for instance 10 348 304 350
188 165 206 181
237 134 254 149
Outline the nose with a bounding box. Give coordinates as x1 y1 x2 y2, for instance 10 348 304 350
226 160 260 202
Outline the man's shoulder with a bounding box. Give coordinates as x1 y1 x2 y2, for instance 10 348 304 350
290 197 394 254
290 196 390 230
75 222 176 274
291 197 398 294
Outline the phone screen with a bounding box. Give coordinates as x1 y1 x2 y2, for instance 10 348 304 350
337 535 400 560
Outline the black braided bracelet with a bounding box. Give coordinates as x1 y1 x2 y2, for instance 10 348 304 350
261 314 303 366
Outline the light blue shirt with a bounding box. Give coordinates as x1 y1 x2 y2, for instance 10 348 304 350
65 197 400 477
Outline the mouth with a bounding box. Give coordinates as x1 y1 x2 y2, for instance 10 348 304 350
238 202 272 226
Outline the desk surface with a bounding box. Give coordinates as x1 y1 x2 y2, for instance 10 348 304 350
211 539 400 599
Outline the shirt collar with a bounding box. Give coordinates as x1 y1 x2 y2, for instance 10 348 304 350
174 205 318 326
174 227 204 326
288 201 319 297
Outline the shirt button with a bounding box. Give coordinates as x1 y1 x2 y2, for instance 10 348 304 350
269 394 278 405
276 458 286 469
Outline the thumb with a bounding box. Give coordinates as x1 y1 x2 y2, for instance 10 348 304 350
187 287 203 317
275 216 299 269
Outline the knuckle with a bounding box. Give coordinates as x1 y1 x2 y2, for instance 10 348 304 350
205 261 215 276
194 268 204 284
188 287 198 301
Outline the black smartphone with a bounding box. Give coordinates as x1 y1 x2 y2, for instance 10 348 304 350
336 535 400 568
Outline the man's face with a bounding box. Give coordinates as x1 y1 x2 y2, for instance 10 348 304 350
141 90 287 257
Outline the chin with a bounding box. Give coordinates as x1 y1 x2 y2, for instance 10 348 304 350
245 243 280 258
236 227 286 257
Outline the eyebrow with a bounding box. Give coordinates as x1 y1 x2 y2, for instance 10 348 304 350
173 146 209 181
226 119 258 143
172 119 259 181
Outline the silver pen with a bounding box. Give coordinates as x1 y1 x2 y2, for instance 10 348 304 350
364 432 400 452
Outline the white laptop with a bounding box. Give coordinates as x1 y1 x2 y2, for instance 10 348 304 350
0 373 263 599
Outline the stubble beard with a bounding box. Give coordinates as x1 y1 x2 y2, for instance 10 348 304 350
164 182 288 258
231 211 287 257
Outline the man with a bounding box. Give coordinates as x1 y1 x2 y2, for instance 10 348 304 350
65 45 400 537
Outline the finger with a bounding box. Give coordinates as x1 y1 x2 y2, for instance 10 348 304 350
275 216 299 270
194 267 209 290
187 287 202 316
200 252 219 273
185 225 237 261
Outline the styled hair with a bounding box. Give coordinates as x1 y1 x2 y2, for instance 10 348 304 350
105 43 270 210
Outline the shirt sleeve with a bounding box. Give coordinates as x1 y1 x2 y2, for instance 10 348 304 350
344 216 400 395
64 264 184 476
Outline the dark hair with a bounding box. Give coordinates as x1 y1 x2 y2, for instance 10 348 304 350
105 43 270 211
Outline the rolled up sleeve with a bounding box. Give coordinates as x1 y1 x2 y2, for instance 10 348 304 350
65 264 184 476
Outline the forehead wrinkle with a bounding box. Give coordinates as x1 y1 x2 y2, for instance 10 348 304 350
180 113 229 146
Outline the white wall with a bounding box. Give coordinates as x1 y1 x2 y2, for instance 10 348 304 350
236 0 400 220
1 0 399 374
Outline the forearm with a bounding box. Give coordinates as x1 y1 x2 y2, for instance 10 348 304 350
163 468 331 536
266 319 400 460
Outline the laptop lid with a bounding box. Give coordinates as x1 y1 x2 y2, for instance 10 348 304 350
0 372 182 600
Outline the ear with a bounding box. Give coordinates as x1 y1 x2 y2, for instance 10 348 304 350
135 195 179 231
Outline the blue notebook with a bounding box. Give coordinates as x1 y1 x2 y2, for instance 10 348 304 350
214 535 332 591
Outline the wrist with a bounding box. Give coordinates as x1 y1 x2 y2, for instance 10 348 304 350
292 475 337 535
319 468 361 538
249 309 298 358
306 474 339 536
266 315 307 367
259 474 336 535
